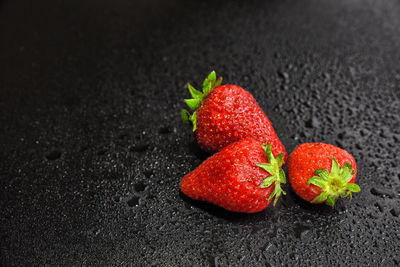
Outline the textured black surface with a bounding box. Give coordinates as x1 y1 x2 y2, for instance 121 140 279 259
1 0 400 266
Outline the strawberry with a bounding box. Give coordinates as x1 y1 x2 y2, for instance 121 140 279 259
180 138 286 213
181 71 287 163
288 143 360 206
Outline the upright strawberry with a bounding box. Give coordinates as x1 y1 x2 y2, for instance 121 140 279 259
288 143 360 206
181 71 287 163
180 138 286 213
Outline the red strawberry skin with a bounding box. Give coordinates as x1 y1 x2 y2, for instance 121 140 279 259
195 85 287 163
180 138 275 213
288 143 357 203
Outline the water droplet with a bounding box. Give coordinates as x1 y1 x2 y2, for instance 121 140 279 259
278 71 290 81
370 187 395 198
130 143 149 153
374 202 384 212
97 148 107 155
118 133 129 140
143 169 154 178
79 145 89 152
349 66 356 78
135 181 146 192
127 196 140 207
45 150 61 160
294 224 311 240
209 256 219 267
290 253 299 261
305 117 320 128
92 229 100 235
263 242 277 254
337 132 345 140
159 126 172 134
389 207 399 217
87 228 100 237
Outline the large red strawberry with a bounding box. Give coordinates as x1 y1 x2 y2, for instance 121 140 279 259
288 143 360 206
181 71 287 163
180 138 286 213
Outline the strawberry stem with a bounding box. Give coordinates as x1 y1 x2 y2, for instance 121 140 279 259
307 156 360 207
256 143 286 206
181 71 222 132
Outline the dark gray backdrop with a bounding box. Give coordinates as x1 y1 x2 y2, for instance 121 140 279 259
1 0 399 266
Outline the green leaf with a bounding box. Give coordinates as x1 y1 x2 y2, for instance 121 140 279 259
203 71 216 89
330 157 340 176
187 83 203 99
340 163 355 183
256 163 274 175
184 99 201 110
260 176 275 188
257 142 286 206
314 169 329 180
208 71 217 81
191 111 197 132
348 192 353 200
214 77 223 87
266 181 286 206
261 142 267 152
311 192 328 203
276 153 284 167
307 176 325 187
340 191 350 198
345 183 360 192
268 185 279 200
325 196 336 207
202 81 212 96
342 162 352 170
181 109 191 125
181 72 223 126
265 144 274 163
279 169 286 184
273 190 282 206
181 109 197 131
340 163 351 180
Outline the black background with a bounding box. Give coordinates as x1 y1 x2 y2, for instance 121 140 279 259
1 0 400 266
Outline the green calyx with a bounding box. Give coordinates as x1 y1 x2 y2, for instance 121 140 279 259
256 143 286 206
308 156 360 207
181 71 223 131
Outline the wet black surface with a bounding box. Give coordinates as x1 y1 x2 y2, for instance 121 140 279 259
1 0 400 266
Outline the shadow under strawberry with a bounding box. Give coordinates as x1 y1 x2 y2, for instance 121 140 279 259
179 191 275 223
188 140 212 161
288 189 341 215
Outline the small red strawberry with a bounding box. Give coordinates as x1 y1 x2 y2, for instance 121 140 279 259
288 143 360 206
180 138 286 213
181 71 287 163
